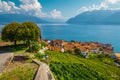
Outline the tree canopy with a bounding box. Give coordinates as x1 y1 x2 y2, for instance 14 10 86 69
1 22 41 46
2 22 21 45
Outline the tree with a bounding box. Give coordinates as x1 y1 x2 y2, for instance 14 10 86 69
74 48 81 55
1 22 41 46
21 22 41 46
1 22 21 45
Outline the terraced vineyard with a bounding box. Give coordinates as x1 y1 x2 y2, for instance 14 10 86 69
46 51 120 80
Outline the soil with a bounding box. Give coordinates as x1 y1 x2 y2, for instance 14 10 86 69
0 42 12 46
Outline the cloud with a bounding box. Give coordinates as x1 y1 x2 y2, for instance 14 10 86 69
0 0 19 13
77 0 120 14
19 0 46 17
0 0 64 19
50 9 64 19
0 0 46 17
107 0 118 4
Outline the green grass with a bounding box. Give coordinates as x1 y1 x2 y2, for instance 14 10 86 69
45 50 120 80
0 63 38 80
0 44 27 52
0 36 2 42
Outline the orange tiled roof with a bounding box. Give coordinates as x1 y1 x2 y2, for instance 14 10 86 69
115 54 120 58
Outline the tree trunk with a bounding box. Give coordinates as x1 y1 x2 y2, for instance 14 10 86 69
14 41 17 46
26 40 30 48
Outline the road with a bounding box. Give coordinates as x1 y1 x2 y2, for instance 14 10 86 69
0 52 13 74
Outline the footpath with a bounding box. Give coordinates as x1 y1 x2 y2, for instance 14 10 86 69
0 51 13 74
33 60 55 80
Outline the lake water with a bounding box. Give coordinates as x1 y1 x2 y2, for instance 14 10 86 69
1 24 120 52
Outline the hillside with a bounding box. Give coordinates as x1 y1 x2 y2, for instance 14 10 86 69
67 10 120 25
0 14 48 24
46 50 120 80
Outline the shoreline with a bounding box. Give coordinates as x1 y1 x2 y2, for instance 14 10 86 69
43 39 114 54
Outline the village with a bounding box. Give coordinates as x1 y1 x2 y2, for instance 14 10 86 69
43 39 113 54
42 39 120 66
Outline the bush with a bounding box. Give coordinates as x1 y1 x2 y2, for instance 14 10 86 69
41 42 47 47
35 53 44 59
97 54 110 58
27 44 40 53
65 50 73 54
74 48 81 55
79 53 84 58
89 53 98 59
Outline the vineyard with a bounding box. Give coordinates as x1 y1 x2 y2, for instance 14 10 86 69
46 50 120 80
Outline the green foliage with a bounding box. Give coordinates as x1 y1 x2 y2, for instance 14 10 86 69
21 22 41 46
89 53 115 65
74 48 81 55
35 53 44 59
0 36 3 42
0 44 26 52
79 53 85 58
65 50 73 54
97 54 110 58
46 50 120 80
41 41 47 47
1 22 41 46
1 22 21 45
0 63 38 80
27 44 40 53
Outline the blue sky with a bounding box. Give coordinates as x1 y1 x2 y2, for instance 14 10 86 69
0 0 120 21
39 0 103 18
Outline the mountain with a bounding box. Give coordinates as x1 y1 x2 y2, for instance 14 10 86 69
41 17 66 23
0 14 48 24
67 10 120 25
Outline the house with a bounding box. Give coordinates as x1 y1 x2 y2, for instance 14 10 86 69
81 50 89 58
90 49 99 53
115 53 120 63
44 40 113 54
50 40 64 48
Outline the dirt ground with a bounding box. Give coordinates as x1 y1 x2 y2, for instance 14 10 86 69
0 42 12 46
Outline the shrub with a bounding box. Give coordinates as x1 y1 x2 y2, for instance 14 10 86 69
79 53 84 58
35 53 44 59
65 50 73 54
97 54 110 58
41 42 47 47
74 48 81 55
27 44 40 53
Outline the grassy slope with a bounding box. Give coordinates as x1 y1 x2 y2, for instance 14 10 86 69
46 51 120 80
0 63 38 80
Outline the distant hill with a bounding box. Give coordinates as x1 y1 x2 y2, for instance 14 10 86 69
0 14 48 24
67 10 120 25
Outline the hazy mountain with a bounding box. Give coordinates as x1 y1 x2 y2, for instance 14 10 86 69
0 14 48 24
67 10 120 25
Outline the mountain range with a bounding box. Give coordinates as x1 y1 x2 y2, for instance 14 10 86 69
0 14 48 24
67 10 120 25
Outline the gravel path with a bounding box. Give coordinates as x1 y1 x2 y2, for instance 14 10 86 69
0 52 13 74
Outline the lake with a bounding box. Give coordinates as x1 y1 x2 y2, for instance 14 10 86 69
0 24 120 52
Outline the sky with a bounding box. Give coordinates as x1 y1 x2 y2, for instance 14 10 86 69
0 0 120 21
